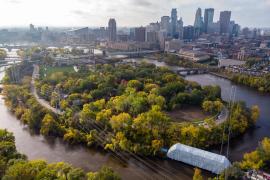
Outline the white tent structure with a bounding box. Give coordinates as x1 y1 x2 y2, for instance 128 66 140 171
167 143 231 174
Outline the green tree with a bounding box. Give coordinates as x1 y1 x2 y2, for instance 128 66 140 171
87 166 120 180
240 151 264 170
40 114 61 136
110 113 132 131
251 105 260 123
3 160 47 180
193 168 203 180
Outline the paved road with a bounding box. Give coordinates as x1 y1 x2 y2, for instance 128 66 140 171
31 65 63 115
216 107 229 125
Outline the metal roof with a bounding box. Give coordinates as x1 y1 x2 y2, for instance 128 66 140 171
167 143 231 174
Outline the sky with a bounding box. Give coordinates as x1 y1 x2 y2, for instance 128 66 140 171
0 0 269 28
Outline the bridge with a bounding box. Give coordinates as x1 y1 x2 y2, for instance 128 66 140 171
106 50 160 58
175 68 209 76
0 45 35 51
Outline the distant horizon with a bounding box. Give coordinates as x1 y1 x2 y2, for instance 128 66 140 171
1 25 270 30
1 0 270 28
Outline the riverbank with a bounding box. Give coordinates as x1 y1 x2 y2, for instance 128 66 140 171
0 128 121 180
186 74 270 161
1 67 213 180
209 72 231 80
209 70 270 94
0 60 265 179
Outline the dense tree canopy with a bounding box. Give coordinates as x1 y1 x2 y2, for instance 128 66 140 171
3 62 259 156
232 74 270 93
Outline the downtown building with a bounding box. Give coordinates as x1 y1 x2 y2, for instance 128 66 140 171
108 18 117 42
135 27 146 42
219 11 231 35
194 8 204 37
204 8 214 33
160 16 171 37
171 8 178 38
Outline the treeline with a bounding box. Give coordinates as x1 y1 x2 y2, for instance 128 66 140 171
0 49 7 59
2 61 33 84
231 74 270 93
240 137 270 171
206 137 270 180
0 129 120 180
4 63 259 156
156 53 207 68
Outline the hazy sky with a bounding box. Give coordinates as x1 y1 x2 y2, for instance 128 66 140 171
1 0 269 28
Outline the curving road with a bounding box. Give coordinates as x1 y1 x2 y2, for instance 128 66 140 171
31 65 63 115
216 107 229 125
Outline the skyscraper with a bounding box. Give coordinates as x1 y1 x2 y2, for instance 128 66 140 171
183 26 194 41
177 18 184 39
204 8 214 33
29 24 35 33
194 8 203 29
160 16 170 35
108 18 117 42
135 27 146 42
171 8 178 38
194 8 203 38
219 11 231 35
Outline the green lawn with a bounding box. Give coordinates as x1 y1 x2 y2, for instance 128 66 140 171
40 66 75 78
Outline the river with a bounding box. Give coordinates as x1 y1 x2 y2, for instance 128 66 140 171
186 74 270 161
0 58 269 179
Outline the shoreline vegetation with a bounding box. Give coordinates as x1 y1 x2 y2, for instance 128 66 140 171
3 62 259 154
157 53 270 94
0 129 120 179
210 70 270 93
1 58 261 179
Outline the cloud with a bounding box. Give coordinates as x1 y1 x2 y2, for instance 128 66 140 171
129 0 153 7
7 0 21 3
0 0 269 27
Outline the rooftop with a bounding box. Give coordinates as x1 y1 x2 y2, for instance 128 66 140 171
167 143 231 174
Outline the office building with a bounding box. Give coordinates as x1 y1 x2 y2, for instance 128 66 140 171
194 8 204 36
135 27 146 42
160 16 170 35
208 22 220 34
146 31 158 43
183 26 194 41
177 18 184 39
165 39 183 52
108 18 117 42
204 8 214 33
219 11 231 34
171 8 178 38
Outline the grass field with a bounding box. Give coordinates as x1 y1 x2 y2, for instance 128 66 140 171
167 106 210 123
40 66 75 78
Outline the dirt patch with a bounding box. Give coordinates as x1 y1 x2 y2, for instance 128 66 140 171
167 106 210 123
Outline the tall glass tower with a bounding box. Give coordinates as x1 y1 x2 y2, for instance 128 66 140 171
108 18 117 42
194 8 203 37
219 11 231 34
204 8 214 33
171 8 178 38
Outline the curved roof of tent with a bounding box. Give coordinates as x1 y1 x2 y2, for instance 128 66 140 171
167 143 231 174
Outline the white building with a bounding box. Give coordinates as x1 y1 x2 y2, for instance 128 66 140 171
167 143 231 174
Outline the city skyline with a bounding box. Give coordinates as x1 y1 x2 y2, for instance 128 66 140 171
0 0 270 28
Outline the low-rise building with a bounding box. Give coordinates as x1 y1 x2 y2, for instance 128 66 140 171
218 59 245 68
178 49 210 62
165 39 183 52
